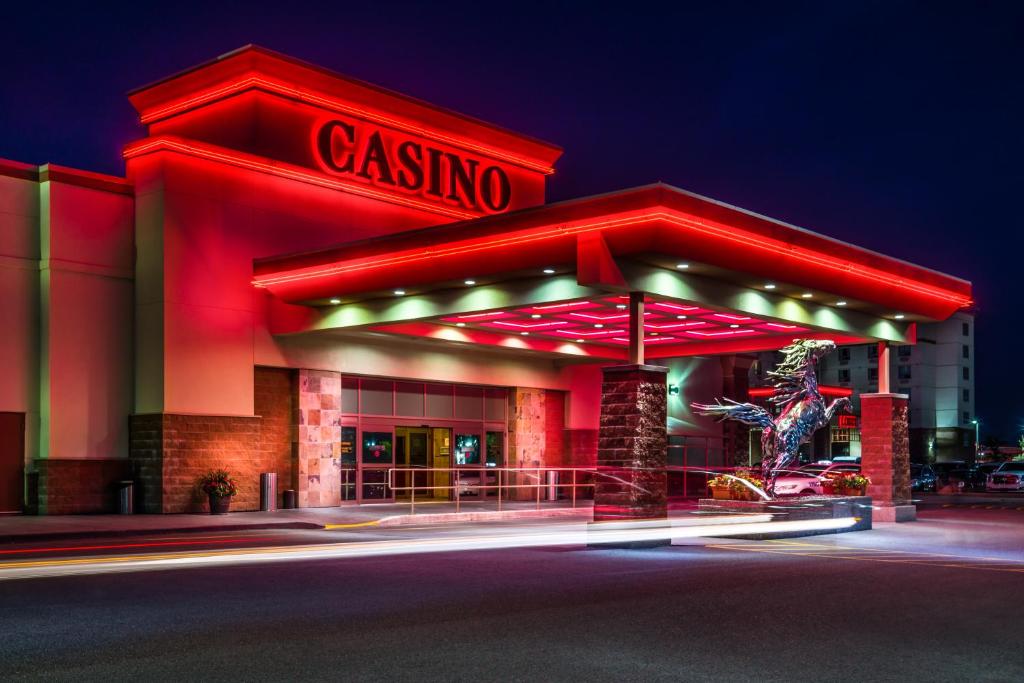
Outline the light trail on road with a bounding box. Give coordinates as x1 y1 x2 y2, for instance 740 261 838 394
0 515 855 581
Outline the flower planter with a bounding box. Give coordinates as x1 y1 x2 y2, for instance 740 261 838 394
710 486 732 500
208 494 232 515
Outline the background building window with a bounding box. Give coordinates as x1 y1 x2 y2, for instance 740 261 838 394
868 367 878 382
962 366 970 381
897 345 912 359
962 321 970 336
898 365 912 381
963 411 971 423
838 348 850 364
963 389 970 402
962 344 970 359
838 369 851 384
867 345 878 361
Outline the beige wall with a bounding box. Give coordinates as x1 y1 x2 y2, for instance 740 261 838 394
39 179 134 460
0 172 40 462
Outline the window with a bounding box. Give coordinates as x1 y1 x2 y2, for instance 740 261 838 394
485 432 504 467
962 367 970 381
455 433 480 465
962 322 970 336
361 431 393 465
838 348 851 365
867 345 878 361
897 345 912 359
838 369 851 384
868 367 879 382
963 411 971 423
962 344 970 359
963 389 970 402
898 365 912 381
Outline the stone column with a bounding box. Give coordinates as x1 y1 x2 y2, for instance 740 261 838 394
594 364 668 522
860 392 915 522
294 369 342 508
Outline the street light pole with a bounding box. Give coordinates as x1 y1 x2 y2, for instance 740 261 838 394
971 419 980 462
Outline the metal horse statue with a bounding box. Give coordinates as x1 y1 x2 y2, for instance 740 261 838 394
692 339 851 497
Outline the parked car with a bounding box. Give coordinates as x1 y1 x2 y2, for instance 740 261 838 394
910 464 938 492
772 469 824 496
773 463 860 497
986 462 1024 492
947 463 999 491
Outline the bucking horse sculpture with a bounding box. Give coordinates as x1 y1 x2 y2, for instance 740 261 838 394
692 339 851 497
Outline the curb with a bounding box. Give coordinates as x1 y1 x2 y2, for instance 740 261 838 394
0 521 325 545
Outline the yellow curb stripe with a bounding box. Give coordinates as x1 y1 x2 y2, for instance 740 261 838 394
323 521 381 530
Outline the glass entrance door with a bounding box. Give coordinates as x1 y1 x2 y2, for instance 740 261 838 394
395 427 430 500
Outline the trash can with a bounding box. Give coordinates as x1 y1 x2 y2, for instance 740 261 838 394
117 480 134 515
282 489 297 509
547 471 559 501
260 472 278 512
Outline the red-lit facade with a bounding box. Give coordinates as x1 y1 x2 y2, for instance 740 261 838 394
0 46 972 514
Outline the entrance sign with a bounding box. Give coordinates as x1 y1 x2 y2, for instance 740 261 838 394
315 118 512 213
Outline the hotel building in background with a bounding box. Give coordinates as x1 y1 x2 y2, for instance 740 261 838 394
0 46 974 516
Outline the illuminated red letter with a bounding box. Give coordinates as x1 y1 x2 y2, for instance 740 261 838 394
316 120 355 173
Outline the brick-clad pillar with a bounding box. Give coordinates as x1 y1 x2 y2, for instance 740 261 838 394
860 392 915 522
294 369 342 508
594 364 668 522
507 388 566 500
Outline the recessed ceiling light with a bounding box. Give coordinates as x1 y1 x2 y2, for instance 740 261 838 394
801 293 813 299
650 332 659 336
594 324 604 329
455 322 466 327
329 298 341 305
764 283 776 290
575 338 584 343
675 263 690 270
520 331 529 336
394 289 406 296
676 315 688 320
616 304 627 310
730 324 740 328
835 301 847 307
894 313 905 320
464 279 476 286
543 268 556 275
531 314 541 319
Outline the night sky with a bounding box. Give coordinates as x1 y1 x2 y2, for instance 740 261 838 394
2 2 1020 440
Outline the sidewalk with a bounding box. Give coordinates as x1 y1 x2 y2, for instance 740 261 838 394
0 500 594 543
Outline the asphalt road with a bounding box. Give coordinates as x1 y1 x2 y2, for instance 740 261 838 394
1 508 1023 682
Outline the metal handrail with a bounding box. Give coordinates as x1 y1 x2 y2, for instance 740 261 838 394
385 466 599 514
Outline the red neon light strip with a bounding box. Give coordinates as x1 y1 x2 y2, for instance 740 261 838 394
644 321 708 331
138 74 555 174
530 300 592 311
749 386 853 398
713 313 753 321
687 329 758 337
648 302 701 312
555 328 621 337
611 336 679 344
123 136 479 221
453 311 508 320
764 322 801 329
252 209 972 308
487 320 570 330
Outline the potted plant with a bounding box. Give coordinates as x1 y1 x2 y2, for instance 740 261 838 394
707 470 766 500
832 472 871 496
707 474 733 499
199 469 238 514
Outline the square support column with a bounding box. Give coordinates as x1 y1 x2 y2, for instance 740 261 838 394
594 364 668 522
294 369 342 508
860 392 915 522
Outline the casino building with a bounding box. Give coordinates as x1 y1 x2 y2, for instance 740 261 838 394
0 46 973 518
